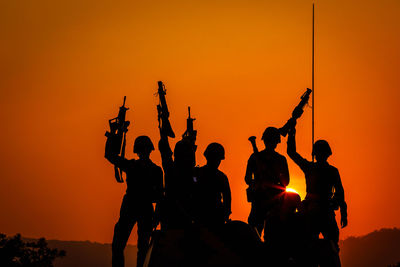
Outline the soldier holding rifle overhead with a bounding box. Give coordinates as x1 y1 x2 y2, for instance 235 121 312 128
105 98 163 267
286 120 348 256
156 81 198 228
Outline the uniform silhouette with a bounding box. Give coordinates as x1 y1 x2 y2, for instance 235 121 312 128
287 126 347 265
158 135 198 228
105 136 163 267
194 143 231 229
245 127 290 238
262 191 303 267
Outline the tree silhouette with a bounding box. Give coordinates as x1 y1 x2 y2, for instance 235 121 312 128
0 233 65 267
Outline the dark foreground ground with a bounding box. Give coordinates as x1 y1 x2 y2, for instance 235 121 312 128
46 228 400 267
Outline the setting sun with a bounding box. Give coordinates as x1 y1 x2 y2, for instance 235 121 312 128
286 187 299 195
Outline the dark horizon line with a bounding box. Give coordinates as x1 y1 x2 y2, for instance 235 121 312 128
7 226 400 246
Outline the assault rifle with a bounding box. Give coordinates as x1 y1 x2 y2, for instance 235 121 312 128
280 88 312 136
156 81 175 138
182 106 197 144
105 96 130 183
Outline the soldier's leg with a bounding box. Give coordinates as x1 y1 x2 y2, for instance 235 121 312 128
248 202 264 236
321 212 340 251
298 204 321 267
112 195 136 267
320 212 341 267
136 204 154 267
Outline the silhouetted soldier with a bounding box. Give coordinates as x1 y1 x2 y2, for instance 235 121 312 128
245 127 290 238
158 135 198 228
194 143 231 230
105 136 163 267
287 126 348 261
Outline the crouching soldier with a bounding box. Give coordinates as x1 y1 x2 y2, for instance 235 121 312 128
105 136 163 267
194 143 231 230
287 125 347 265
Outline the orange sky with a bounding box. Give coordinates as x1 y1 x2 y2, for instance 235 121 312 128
0 0 399 244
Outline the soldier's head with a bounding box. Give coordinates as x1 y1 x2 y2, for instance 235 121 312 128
134 136 154 159
204 142 225 170
174 139 196 168
261 127 281 149
312 140 332 162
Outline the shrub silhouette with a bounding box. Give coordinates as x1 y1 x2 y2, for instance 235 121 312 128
0 233 65 267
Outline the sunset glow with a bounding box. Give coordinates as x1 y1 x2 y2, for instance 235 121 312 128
286 188 299 195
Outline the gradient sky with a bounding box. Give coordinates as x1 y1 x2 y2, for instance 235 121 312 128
0 0 399 245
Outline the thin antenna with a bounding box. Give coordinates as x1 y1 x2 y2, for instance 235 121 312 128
312 1 315 162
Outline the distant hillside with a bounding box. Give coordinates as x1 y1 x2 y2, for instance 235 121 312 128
340 228 400 267
46 240 137 267
31 228 400 267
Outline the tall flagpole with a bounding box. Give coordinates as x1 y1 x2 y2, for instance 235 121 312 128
312 1 315 161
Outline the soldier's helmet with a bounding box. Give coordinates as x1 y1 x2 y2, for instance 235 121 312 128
174 139 196 158
312 140 332 158
134 135 155 153
174 139 196 167
261 127 281 144
204 142 225 160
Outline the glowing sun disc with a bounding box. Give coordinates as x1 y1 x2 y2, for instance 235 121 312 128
286 187 299 194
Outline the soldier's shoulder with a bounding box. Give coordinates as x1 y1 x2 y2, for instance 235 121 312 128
197 165 210 175
273 151 287 161
248 152 259 161
193 165 202 175
216 169 228 179
194 165 202 172
127 159 136 165
328 164 339 173
149 160 162 170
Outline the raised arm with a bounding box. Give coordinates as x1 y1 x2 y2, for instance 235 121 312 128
153 165 165 228
153 166 165 203
287 127 309 171
105 135 129 171
158 135 174 173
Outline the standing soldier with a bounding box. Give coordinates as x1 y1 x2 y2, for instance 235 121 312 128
194 143 231 230
287 125 347 261
105 135 163 267
158 136 198 227
245 127 290 239
156 81 198 228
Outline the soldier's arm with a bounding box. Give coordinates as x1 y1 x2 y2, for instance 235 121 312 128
105 136 129 171
222 174 232 221
287 128 309 171
244 154 255 185
154 166 164 202
153 166 164 228
158 136 173 172
333 168 348 228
